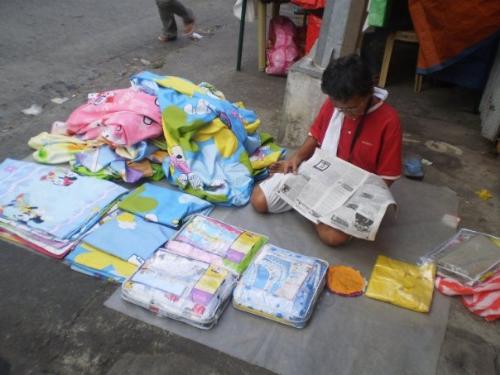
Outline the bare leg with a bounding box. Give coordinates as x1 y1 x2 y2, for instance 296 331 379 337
250 185 269 213
315 223 350 247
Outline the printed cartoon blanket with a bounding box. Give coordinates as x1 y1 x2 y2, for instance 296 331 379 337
131 71 281 206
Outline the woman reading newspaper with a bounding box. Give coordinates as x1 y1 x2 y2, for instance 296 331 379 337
251 54 402 246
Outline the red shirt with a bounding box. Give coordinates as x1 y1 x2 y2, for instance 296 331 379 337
309 99 402 180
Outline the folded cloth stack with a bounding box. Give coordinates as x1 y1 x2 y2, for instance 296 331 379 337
65 184 212 282
233 244 328 328
66 210 176 282
165 215 268 276
0 159 126 258
122 249 237 329
28 132 167 184
118 183 213 229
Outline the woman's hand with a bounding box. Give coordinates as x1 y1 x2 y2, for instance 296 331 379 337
269 154 303 174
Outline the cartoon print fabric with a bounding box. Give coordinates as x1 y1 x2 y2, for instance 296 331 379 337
118 183 213 229
232 244 328 328
0 159 126 241
131 71 264 206
121 249 237 329
27 75 286 202
66 88 163 147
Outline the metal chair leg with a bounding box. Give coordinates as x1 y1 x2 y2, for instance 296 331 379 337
236 0 248 71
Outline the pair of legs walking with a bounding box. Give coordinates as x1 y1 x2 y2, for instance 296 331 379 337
155 0 195 41
251 174 351 247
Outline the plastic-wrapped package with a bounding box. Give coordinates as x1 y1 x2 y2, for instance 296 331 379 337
366 255 436 313
265 16 301 76
232 244 328 328
122 249 237 329
165 215 267 276
419 229 500 285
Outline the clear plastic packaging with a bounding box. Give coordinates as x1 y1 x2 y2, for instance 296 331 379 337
122 249 237 329
232 244 328 328
419 228 500 285
165 215 268 276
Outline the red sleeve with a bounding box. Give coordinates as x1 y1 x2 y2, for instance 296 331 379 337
376 112 402 180
309 99 334 145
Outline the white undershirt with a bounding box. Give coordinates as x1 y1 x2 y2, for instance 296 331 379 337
320 87 388 155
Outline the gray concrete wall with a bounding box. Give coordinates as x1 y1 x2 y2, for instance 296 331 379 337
479 45 500 141
279 69 325 147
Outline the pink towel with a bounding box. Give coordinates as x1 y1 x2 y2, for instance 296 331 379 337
436 271 500 321
66 88 162 146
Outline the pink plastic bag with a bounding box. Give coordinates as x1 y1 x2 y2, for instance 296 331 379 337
265 16 301 76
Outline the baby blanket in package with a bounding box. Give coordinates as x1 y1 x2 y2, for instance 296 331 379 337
232 244 328 328
165 215 267 275
122 249 237 329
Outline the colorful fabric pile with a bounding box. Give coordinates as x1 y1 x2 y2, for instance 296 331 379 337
28 73 285 205
232 244 328 328
131 71 283 206
0 159 126 258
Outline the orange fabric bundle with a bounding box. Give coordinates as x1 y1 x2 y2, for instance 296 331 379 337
327 265 366 297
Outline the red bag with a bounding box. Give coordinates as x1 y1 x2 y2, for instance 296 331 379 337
291 0 325 10
265 16 301 76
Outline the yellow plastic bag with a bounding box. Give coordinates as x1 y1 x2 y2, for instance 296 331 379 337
365 255 436 313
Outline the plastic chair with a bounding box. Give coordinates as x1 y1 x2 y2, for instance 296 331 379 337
378 30 423 93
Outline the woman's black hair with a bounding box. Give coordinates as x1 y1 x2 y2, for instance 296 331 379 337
321 54 374 101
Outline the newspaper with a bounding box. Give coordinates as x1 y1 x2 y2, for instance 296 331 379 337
275 149 396 241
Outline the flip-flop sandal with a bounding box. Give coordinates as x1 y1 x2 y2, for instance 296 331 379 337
404 157 424 180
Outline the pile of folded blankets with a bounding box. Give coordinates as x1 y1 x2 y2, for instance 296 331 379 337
27 72 286 206
0 159 126 258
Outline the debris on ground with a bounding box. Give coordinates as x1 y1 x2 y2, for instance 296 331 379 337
475 189 493 201
21 104 43 116
51 97 69 104
425 140 463 156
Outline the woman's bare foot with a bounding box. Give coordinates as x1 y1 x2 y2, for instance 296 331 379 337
158 35 177 42
183 22 195 36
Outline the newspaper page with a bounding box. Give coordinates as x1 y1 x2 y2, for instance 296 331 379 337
276 149 396 241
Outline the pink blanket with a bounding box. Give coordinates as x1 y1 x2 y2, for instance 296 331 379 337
66 88 162 146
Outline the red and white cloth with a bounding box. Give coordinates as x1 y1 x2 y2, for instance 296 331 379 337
436 271 500 321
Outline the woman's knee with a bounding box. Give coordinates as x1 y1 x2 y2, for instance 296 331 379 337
315 223 350 247
251 186 269 213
